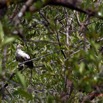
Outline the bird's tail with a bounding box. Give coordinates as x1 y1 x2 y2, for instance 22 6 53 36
25 60 33 69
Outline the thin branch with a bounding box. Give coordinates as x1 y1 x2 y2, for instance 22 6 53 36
56 31 66 59
13 0 34 25
2 45 8 70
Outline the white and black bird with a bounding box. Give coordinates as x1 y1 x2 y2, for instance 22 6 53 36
15 44 33 69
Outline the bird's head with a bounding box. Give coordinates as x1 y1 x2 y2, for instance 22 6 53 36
16 44 23 49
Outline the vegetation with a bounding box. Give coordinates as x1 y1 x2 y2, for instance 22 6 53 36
0 0 103 102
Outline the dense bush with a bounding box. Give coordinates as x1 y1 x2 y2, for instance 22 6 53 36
0 0 103 102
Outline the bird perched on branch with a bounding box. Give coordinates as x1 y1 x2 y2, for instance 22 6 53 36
15 44 33 69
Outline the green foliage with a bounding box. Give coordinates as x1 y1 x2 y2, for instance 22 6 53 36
1 1 103 102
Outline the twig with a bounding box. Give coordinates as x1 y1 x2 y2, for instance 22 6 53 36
55 31 66 59
2 45 8 70
13 0 34 25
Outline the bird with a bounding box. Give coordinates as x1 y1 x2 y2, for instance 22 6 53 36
15 44 33 69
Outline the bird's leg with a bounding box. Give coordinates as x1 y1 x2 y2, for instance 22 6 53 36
18 63 24 71
18 63 26 73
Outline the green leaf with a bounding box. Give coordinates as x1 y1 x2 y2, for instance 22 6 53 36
3 37 15 45
79 63 85 74
16 71 27 88
0 22 4 44
13 88 33 100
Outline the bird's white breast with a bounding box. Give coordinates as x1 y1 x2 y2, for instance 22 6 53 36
17 49 30 59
